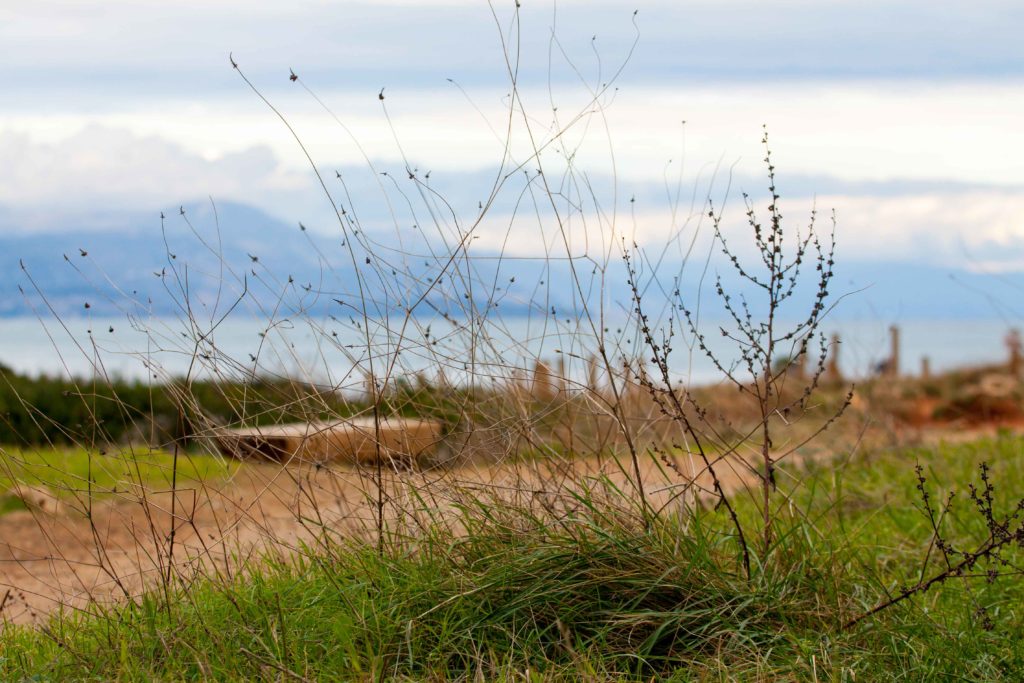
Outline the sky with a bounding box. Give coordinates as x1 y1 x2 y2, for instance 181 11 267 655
3 0 1024 270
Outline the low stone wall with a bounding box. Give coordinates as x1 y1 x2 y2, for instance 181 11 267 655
213 417 444 467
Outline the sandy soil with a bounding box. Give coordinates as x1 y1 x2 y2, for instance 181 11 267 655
0 460 370 625
0 450 754 625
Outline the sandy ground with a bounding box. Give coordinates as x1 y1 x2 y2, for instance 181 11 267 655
0 460 370 625
11 410 989 628
0 450 759 626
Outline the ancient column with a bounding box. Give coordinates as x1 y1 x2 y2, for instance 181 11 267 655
887 325 901 378
556 354 567 396
532 360 555 401
1006 329 1022 376
586 354 600 394
825 333 842 382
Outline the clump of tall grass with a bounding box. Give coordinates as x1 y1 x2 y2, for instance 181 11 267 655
5 435 1024 679
0 478 843 680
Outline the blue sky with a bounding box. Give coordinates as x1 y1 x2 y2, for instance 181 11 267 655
3 0 1024 269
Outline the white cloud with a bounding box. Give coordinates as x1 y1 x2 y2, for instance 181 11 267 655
7 80 1024 188
0 126 313 222
4 78 1024 270
803 191 1024 265
445 187 1024 271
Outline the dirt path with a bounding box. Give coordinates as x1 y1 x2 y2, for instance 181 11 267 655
0 461 370 624
0 449 777 625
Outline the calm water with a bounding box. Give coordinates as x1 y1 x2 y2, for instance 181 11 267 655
0 314 1014 386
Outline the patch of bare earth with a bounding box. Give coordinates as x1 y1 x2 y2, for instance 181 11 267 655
0 450 776 625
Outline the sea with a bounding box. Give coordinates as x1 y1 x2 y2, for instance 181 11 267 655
0 314 1014 388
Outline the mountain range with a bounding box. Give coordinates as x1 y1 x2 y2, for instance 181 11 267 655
2 200 1021 323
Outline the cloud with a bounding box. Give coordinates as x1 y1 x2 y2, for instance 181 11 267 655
696 189 1024 270
805 191 1024 267
13 79 1024 192
3 120 1023 272
433 185 1024 272
0 126 316 226
2 0 1022 110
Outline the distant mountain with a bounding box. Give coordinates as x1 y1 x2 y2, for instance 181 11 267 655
2 201 335 317
2 200 1022 323
0 201 538 320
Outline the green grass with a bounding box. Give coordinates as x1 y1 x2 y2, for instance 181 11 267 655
0 446 236 511
2 435 1024 679
793 433 1024 678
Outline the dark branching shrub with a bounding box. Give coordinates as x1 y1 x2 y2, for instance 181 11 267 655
848 460 1024 629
